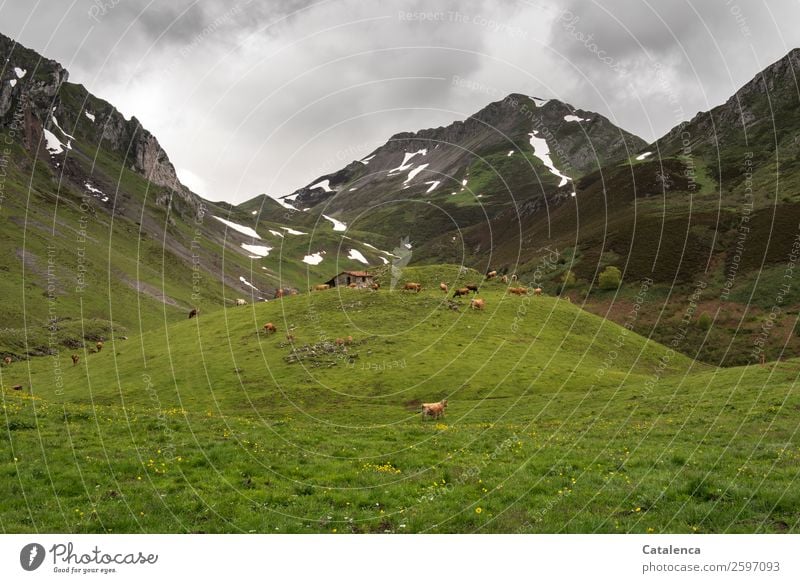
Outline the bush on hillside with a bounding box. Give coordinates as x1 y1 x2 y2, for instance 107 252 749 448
598 266 622 290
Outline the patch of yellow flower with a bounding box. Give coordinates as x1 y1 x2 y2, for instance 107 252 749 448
362 461 401 475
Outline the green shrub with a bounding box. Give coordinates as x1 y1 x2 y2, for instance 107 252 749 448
598 266 622 290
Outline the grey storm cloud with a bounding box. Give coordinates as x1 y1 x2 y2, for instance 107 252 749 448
2 0 800 202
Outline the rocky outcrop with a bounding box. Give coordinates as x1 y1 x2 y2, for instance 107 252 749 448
0 32 203 218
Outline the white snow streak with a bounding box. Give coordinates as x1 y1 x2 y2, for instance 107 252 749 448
212 216 261 239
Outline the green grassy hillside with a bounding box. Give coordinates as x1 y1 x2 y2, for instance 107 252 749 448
2 266 797 533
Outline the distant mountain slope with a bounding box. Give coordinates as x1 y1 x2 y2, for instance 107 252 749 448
453 48 800 366
0 33 383 359
281 94 646 217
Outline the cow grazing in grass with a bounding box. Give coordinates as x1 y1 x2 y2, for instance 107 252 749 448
235 298 247 306
403 282 422 293
188 308 199 319
264 322 277 334
439 282 448 293
422 399 448 420
334 337 345 347
95 341 104 353
466 284 480 294
486 270 497 279
371 282 380 291
508 287 527 296
2 356 11 366
534 287 543 296
313 284 330 291
500 275 508 284
470 298 485 310
510 274 518 282
275 289 285 299
71 354 80 366
345 335 354 345
348 283 358 288
452 287 470 298
12 384 22 391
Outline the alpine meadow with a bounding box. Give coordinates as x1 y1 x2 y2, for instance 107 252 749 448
2 3 800 539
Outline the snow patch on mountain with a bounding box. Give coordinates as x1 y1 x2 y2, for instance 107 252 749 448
13 67 25 78
531 96 548 107
322 214 347 232
636 151 653 160
424 180 441 193
347 249 369 264
359 154 376 164
213 216 261 239
302 252 324 265
310 179 334 192
388 149 427 175
563 115 587 122
239 276 260 291
84 111 95 122
52 117 76 141
275 197 300 211
241 244 272 257
269 229 285 238
507 150 514 156
404 163 429 184
8 79 16 87
42 129 65 155
84 182 109 202
528 130 572 190
281 227 307 235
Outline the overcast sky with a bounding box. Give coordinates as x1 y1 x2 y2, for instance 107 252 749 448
2 0 799 203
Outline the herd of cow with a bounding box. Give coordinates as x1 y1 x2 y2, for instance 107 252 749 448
0 270 541 422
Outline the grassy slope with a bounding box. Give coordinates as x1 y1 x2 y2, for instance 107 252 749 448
2 266 797 533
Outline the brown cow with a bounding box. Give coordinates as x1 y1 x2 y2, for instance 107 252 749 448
188 308 199 319
313 284 330 291
452 287 470 298
534 287 543 296
371 282 380 291
508 287 527 296
466 284 480 294
2 356 11 366
439 282 448 293
500 275 508 284
71 354 80 366
348 283 358 288
486 270 497 279
422 399 448 420
334 337 345 346
264 322 277 334
96 341 104 353
275 289 285 299
345 335 354 345
403 282 422 293
470 298 486 310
